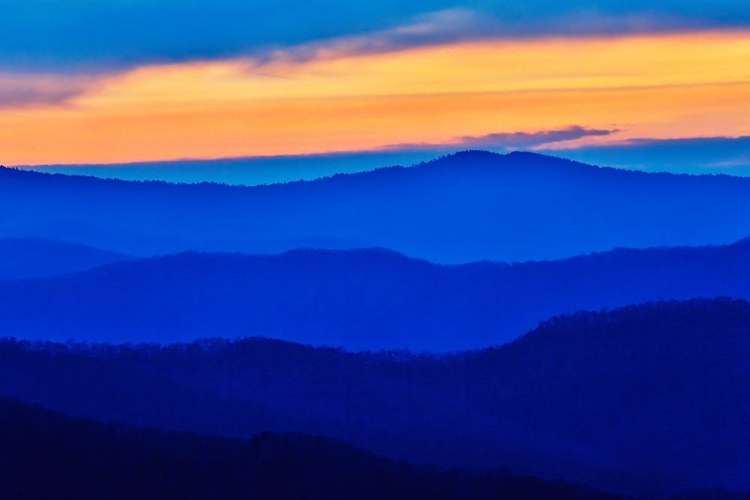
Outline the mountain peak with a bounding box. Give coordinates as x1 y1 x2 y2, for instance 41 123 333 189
4 151 750 263
418 150 603 176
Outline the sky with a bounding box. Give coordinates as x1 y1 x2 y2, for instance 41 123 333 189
2 0 750 178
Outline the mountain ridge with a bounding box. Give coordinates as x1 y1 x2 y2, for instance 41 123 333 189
2 237 750 350
4 151 750 262
0 151 607 187
1 298 748 496
6 150 749 189
0 237 129 280
0 395 630 500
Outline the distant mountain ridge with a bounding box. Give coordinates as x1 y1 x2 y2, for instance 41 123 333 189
1 298 748 496
0 238 128 280
4 151 750 262
2 238 750 349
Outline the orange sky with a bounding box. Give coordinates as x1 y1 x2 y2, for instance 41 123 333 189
2 30 749 165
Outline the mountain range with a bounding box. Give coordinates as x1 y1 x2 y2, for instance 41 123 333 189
2 298 748 497
4 151 750 263
1 237 749 349
0 396 629 500
0 237 128 280
3 150 750 498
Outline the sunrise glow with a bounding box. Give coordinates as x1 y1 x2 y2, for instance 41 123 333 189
2 30 749 165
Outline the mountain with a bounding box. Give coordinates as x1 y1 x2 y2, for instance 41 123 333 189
1 240 750 349
0 397 627 500
2 298 748 496
451 298 750 495
0 237 128 280
3 151 750 263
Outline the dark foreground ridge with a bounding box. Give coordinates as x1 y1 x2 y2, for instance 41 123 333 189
2 298 748 496
3 151 750 262
0 396 628 500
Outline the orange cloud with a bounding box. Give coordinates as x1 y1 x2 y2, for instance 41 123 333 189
1 30 749 165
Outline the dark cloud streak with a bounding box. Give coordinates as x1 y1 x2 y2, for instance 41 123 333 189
383 126 618 152
457 127 616 149
0 75 93 107
1 0 749 72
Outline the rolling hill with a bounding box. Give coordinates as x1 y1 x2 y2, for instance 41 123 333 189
0 239 749 349
0 397 627 500
3 151 750 263
0 237 128 280
2 298 748 496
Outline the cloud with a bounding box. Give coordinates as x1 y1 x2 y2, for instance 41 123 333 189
573 135 750 152
2 0 749 72
0 74 94 107
456 127 616 149
706 156 750 168
545 136 750 176
253 8 734 67
0 0 453 72
383 126 618 152
256 9 497 64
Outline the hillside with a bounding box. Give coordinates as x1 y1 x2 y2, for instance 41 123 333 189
1 298 748 496
1 240 749 349
3 151 750 263
0 397 627 500
0 238 128 280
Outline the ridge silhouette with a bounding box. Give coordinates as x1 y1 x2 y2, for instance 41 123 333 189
0 396 628 500
1 238 749 349
4 151 750 262
0 237 128 280
1 298 748 496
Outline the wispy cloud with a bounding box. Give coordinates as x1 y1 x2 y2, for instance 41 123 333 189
256 9 496 64
705 155 750 169
456 127 617 149
546 136 750 176
383 126 618 152
2 0 749 72
0 74 94 108
252 9 738 66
